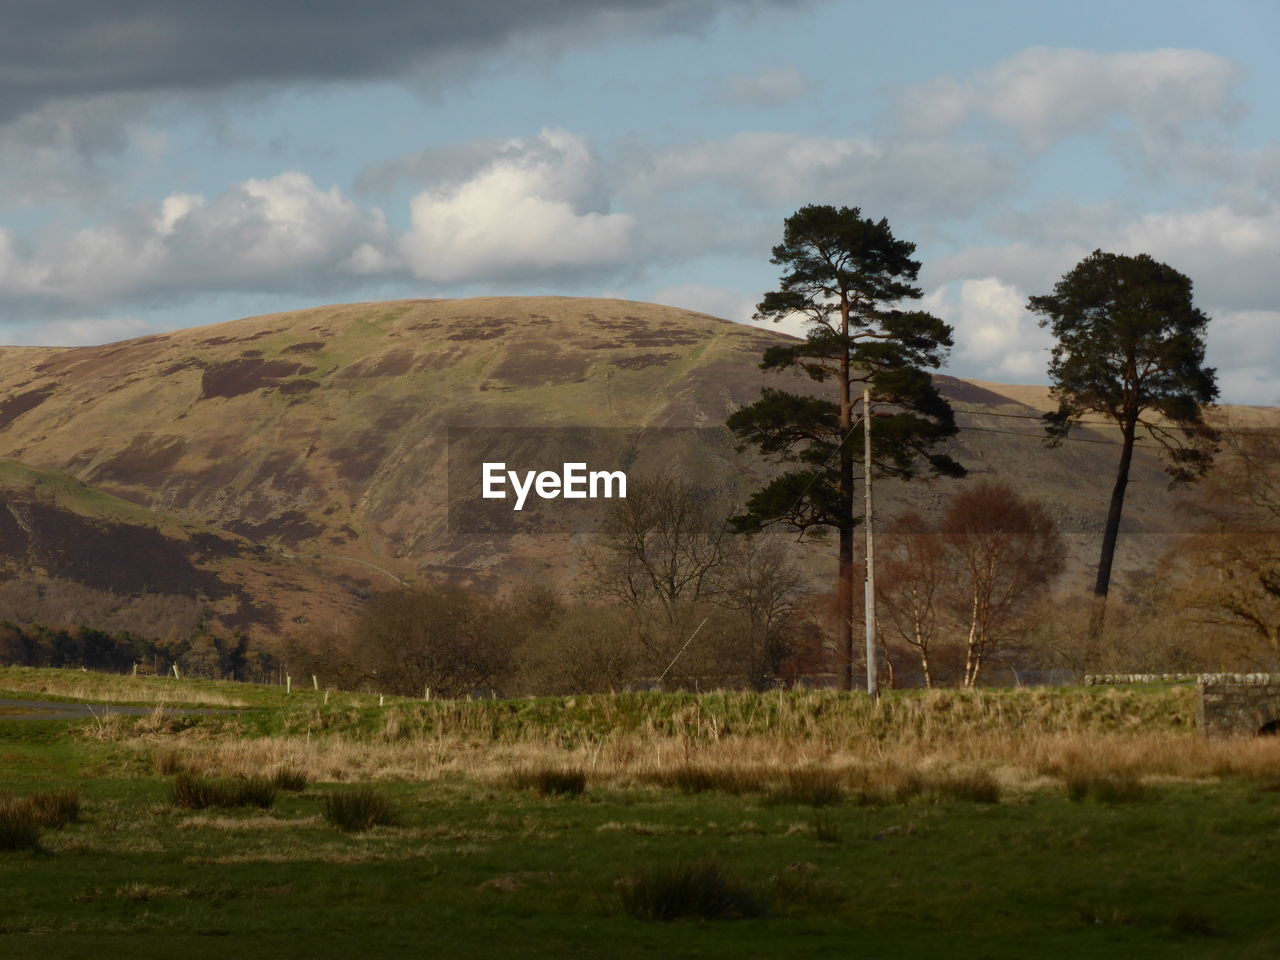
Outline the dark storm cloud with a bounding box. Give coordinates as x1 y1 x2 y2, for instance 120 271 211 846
0 0 805 121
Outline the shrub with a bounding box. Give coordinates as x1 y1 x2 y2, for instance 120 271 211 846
26 789 81 827
153 748 185 776
0 798 43 853
931 770 1001 804
649 764 765 795
272 767 310 792
618 856 768 921
510 766 587 797
1065 772 1150 804
765 768 845 808
170 774 276 810
322 788 399 832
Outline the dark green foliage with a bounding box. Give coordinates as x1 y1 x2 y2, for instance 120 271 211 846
510 765 587 796
170 773 277 810
618 856 769 921
1030 250 1218 475
730 205 963 539
322 787 399 832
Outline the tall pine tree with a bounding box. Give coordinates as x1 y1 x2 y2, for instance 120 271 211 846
1028 249 1218 653
728 205 963 690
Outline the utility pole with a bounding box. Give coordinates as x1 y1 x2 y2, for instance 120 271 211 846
863 384 878 698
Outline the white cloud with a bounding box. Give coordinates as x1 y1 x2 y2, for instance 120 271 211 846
930 199 1280 316
397 128 635 285
0 172 392 308
624 131 1016 217
925 277 1052 381
721 64 810 106
896 47 1242 152
1203 310 1280 406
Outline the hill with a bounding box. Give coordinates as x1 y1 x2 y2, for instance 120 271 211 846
0 296 1273 627
0 459 360 640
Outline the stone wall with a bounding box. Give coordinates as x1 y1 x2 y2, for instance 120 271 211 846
1086 673 1280 737
1197 675 1280 738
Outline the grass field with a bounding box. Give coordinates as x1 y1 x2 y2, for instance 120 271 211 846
1 667 1278 959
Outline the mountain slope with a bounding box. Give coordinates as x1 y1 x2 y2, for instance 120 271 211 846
0 459 361 638
0 296 1272 603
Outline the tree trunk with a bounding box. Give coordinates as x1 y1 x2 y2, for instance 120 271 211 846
838 520 854 690
1088 408 1139 657
837 297 855 690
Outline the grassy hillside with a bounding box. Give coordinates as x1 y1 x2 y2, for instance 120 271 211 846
0 297 1273 598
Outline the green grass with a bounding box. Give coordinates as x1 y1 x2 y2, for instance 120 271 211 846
0 668 1274 958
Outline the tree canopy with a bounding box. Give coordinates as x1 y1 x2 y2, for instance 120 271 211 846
1028 249 1218 646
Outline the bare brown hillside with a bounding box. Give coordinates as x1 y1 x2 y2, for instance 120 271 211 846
0 296 1272 620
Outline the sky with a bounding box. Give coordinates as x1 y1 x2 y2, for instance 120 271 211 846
1 0 1277 404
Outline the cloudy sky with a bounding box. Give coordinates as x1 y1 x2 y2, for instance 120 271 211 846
2 0 1277 403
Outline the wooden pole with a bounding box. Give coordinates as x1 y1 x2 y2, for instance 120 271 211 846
863 384 879 699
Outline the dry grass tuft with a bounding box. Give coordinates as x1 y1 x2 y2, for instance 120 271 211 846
508 765 588 797
170 774 276 810
322 788 399 832
617 856 768 921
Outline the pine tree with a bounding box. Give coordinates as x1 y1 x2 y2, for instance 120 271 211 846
728 205 963 690
1028 249 1218 653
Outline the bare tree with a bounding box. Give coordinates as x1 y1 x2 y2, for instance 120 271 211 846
1173 426 1280 655
351 585 514 698
712 535 808 685
939 483 1066 687
581 476 727 625
877 511 946 688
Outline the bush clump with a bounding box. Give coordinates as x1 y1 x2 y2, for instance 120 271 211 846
322 788 399 832
618 856 768 922
765 768 845 807
649 764 781 795
272 767 310 792
0 799 44 853
170 774 277 810
931 770 1002 804
509 766 588 797
1065 772 1151 804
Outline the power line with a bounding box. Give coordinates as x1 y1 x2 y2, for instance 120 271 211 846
955 423 1122 445
953 407 1279 436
